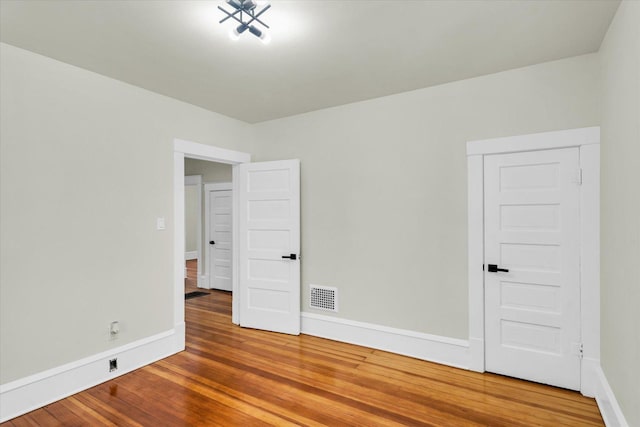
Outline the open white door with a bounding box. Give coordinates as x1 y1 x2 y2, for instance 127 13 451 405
238 159 300 335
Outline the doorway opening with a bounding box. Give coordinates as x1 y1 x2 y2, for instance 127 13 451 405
174 139 301 341
173 139 251 339
184 159 233 293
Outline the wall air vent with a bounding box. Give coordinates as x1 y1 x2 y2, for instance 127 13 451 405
310 285 338 312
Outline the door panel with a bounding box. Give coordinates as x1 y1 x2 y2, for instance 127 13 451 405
239 160 300 335
208 190 232 291
484 148 581 390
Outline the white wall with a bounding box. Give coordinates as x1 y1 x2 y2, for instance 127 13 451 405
185 158 232 183
251 54 600 339
600 1 640 425
0 43 252 384
184 184 199 253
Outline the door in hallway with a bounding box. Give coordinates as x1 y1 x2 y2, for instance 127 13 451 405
484 147 581 390
208 188 232 291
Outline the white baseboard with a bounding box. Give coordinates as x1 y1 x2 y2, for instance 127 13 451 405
185 251 198 260
0 323 185 423
594 365 630 427
468 337 485 372
301 312 470 370
197 275 209 289
581 357 600 398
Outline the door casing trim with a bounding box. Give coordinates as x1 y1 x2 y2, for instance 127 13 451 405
466 127 600 396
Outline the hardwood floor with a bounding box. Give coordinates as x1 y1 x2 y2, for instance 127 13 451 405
3 260 603 426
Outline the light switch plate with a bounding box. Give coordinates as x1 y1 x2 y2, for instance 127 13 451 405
156 217 166 230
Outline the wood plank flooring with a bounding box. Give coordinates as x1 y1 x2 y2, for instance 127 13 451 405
3 260 603 426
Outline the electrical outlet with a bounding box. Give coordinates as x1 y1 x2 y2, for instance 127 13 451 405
109 358 118 372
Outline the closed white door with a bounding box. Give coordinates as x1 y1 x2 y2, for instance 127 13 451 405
208 189 232 291
238 159 300 335
484 147 581 390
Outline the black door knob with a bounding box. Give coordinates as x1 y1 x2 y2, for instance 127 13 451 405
209 241 215 245
487 264 509 273
281 254 297 260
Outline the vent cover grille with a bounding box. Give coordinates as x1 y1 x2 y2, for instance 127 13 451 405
310 285 338 312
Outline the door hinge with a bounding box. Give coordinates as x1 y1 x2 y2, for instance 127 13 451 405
572 342 584 358
579 343 583 359
577 168 583 185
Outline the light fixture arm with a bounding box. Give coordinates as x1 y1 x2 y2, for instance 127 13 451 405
246 4 270 29
218 6 244 24
219 0 271 42
218 4 270 29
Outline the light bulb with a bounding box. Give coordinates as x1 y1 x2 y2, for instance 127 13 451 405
248 25 270 44
248 25 261 37
259 31 271 44
243 0 257 10
229 24 248 41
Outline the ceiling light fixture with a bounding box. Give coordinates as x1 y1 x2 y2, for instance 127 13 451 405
218 0 271 44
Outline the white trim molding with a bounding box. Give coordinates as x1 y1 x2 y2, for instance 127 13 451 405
204 182 233 192
301 312 470 370
185 250 198 260
466 126 601 395
0 325 185 423
594 366 630 427
197 274 208 288
184 175 202 186
231 166 241 325
467 154 485 373
174 139 251 164
174 152 186 327
466 126 600 156
578 142 601 397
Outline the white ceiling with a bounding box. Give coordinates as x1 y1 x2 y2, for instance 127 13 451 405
0 0 619 123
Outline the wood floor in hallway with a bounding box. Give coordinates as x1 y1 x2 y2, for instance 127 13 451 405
3 260 604 426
